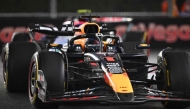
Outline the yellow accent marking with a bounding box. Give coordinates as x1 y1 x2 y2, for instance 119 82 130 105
86 88 90 94
32 94 37 104
162 90 169 106
32 78 35 80
164 58 167 66
109 73 133 93
143 32 147 43
162 90 169 97
122 68 126 72
77 9 91 13
166 70 170 86
31 54 39 104
50 44 58 47
140 44 148 46
103 41 108 44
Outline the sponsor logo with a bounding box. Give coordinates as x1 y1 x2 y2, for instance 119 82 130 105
115 23 190 43
106 63 123 73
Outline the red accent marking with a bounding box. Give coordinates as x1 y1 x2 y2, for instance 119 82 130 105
105 57 115 61
105 73 113 77
69 98 79 100
90 62 97 66
104 74 109 84
146 96 164 99
74 21 86 25
146 96 161 99
123 73 128 77
103 73 113 84
146 96 183 100
81 96 98 100
61 98 67 100
40 76 42 81
51 98 58 100
78 60 83 62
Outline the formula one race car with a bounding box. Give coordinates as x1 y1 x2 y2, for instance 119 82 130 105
2 15 190 109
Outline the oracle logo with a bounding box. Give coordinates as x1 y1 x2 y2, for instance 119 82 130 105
0 26 45 43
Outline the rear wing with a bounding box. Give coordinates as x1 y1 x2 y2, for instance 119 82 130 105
29 23 117 35
28 23 75 36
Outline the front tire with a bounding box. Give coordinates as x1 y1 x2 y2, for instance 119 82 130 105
29 51 66 109
3 42 37 92
157 51 190 109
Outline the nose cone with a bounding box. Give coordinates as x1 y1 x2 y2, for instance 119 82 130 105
104 73 134 101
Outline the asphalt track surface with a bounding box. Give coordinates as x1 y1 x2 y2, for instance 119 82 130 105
0 49 190 109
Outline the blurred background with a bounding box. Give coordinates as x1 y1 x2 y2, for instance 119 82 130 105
0 0 190 53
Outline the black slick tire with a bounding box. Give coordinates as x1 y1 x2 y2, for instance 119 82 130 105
3 42 37 92
157 51 190 109
29 51 66 109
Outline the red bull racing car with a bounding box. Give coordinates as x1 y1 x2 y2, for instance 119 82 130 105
2 15 190 109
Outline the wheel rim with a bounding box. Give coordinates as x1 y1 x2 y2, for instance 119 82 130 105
29 62 37 98
3 55 8 88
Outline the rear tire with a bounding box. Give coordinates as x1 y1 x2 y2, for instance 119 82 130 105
157 51 190 109
29 51 65 109
3 42 37 92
